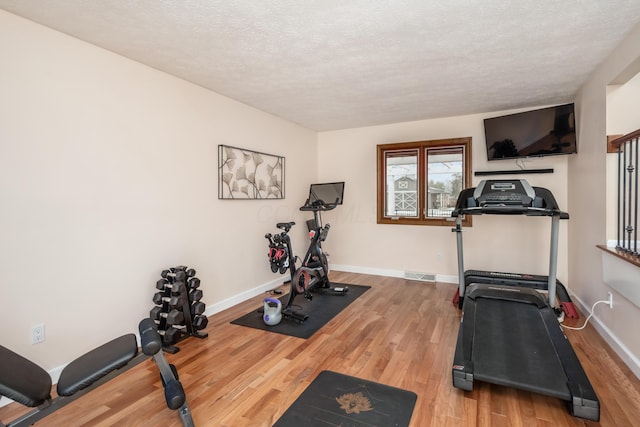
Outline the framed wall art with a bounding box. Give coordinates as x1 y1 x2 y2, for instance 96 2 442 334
218 145 285 199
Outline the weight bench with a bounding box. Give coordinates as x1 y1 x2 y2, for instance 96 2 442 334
0 318 195 427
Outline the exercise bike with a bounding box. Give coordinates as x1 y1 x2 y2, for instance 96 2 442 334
265 183 348 323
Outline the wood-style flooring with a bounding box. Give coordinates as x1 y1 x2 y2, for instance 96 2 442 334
1 272 639 426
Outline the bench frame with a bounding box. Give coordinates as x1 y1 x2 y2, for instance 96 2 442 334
1 319 195 427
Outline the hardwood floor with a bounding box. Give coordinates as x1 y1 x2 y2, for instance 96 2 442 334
2 271 640 426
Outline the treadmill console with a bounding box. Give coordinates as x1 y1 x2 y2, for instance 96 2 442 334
473 179 536 207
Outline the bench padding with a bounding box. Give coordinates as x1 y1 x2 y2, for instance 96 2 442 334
57 334 138 397
0 345 52 407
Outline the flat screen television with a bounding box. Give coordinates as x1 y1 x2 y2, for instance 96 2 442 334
308 182 345 205
484 103 577 161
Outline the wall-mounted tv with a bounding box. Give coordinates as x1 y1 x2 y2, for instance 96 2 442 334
484 103 577 161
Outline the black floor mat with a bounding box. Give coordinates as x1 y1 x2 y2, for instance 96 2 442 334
230 284 369 339
273 370 417 427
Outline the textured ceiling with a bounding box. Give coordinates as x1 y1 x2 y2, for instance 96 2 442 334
1 1 640 131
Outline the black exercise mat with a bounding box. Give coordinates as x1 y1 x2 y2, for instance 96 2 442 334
273 370 417 427
230 284 369 339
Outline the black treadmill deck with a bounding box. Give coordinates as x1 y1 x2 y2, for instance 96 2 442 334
473 298 569 399
453 284 600 421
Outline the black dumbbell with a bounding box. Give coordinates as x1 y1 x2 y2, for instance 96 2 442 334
156 279 186 294
189 289 203 302
161 269 187 282
158 326 181 345
186 268 196 278
161 267 182 275
191 301 205 315
150 307 184 325
192 315 208 330
187 277 200 290
153 292 184 307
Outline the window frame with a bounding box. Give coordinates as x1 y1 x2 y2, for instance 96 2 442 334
377 137 472 227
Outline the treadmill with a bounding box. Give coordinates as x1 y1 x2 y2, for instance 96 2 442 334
451 179 599 421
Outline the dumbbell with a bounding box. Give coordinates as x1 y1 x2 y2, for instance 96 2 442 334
161 269 187 282
157 326 181 345
192 315 208 330
160 266 182 275
189 289 203 302
191 301 205 316
187 277 200 290
152 292 185 307
156 279 186 294
186 268 196 278
150 307 184 325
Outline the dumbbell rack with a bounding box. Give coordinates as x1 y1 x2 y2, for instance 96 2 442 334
151 265 208 354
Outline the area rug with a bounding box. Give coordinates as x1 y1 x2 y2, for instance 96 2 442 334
273 370 417 427
230 284 369 339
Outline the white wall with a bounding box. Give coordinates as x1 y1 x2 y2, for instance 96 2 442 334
607 71 640 135
0 10 317 370
605 72 640 241
570 21 640 377
318 113 571 284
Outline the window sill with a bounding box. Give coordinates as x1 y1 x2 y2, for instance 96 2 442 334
597 244 640 269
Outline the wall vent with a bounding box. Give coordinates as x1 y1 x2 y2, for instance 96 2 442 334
404 271 436 282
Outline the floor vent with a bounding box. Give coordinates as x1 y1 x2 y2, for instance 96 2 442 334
404 271 436 282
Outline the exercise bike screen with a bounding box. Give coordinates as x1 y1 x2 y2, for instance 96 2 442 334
308 182 345 205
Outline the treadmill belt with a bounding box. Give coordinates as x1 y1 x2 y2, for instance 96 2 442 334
472 297 571 400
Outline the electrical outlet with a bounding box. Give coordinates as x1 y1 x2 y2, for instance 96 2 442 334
607 292 613 309
31 323 45 344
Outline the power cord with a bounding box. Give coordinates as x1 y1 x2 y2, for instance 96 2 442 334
561 299 609 331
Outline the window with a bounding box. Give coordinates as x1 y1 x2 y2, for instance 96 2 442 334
377 137 472 226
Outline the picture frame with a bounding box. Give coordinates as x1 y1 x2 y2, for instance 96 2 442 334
218 145 285 199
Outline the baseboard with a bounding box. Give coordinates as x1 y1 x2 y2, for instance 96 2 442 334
571 292 640 379
330 264 458 285
436 274 458 285
203 275 286 318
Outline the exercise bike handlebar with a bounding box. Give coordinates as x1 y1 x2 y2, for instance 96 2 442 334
299 197 340 212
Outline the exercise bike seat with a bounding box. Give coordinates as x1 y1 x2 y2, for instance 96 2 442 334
276 221 295 231
57 334 138 396
0 345 53 407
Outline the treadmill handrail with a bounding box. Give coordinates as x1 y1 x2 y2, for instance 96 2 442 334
452 206 569 218
451 183 569 219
